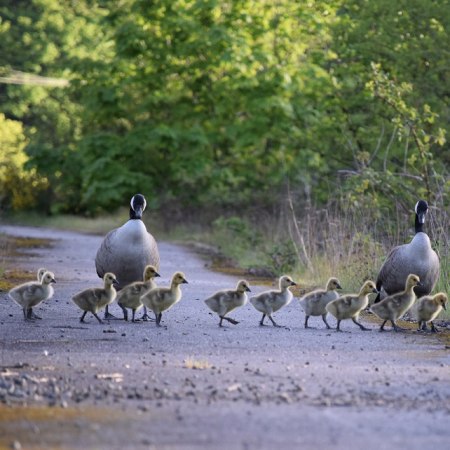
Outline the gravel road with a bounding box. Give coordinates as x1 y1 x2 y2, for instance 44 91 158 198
0 225 449 449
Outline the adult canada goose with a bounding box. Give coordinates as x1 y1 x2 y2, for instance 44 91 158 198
326 280 377 332
204 280 251 327
72 272 118 324
116 265 160 322
140 272 188 326
95 193 160 319
249 275 297 328
413 292 448 332
371 274 421 332
8 271 56 321
374 200 439 303
299 277 342 329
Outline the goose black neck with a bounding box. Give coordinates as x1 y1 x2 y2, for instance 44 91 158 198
414 214 424 233
129 207 142 220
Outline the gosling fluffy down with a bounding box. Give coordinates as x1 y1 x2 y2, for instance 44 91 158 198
250 275 297 328
326 280 377 332
8 271 56 321
413 292 447 333
370 274 421 332
299 277 342 329
204 280 251 327
72 272 118 324
140 272 188 326
116 265 160 322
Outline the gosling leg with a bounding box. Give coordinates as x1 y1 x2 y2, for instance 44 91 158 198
155 312 163 327
379 320 388 332
119 305 128 321
336 320 342 332
259 314 266 326
80 311 88 323
304 315 310 328
25 308 36 321
140 306 155 321
30 309 42 320
430 321 439 333
220 316 239 325
352 317 370 331
131 308 138 323
322 314 331 329
392 321 406 332
267 315 289 330
93 313 104 324
104 305 118 320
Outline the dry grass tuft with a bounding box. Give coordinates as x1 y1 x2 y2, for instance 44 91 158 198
183 357 212 370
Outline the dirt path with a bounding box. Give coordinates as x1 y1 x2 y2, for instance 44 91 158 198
0 225 449 449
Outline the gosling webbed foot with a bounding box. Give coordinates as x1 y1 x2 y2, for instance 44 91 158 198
221 316 239 325
93 313 104 324
104 311 119 320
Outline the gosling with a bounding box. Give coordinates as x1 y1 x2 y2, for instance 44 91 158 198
326 280 377 332
116 265 160 322
299 277 342 329
204 280 251 327
140 272 188 326
370 274 421 332
250 275 297 328
8 271 56 321
413 292 447 333
72 272 118 324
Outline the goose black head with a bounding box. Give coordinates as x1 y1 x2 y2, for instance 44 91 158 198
130 194 147 220
415 200 429 225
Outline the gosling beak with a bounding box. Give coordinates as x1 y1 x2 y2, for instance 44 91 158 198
291 281 297 286
416 281 423 287
113 278 119 285
372 288 378 294
182 278 188 284
51 278 56 284
442 303 447 311
336 283 342 290
246 286 251 292
155 272 161 278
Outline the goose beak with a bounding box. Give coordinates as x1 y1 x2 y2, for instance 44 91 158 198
417 212 426 224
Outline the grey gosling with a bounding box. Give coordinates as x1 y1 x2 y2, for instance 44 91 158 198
140 271 188 326
326 280 377 332
72 272 118 324
204 280 251 327
371 274 421 332
414 292 448 332
8 271 56 321
374 200 439 303
250 275 297 328
116 265 160 322
95 193 160 319
299 277 342 329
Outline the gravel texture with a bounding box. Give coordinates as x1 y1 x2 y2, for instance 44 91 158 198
0 224 449 449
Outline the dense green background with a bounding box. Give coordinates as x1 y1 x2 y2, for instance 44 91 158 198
1 0 448 219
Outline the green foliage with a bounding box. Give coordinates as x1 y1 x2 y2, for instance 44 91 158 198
0 114 48 209
0 0 448 218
